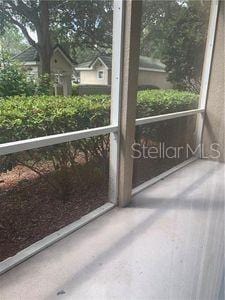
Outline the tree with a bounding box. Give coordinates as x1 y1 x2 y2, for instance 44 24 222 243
0 1 53 76
141 0 210 92
0 0 113 75
0 25 28 56
50 0 113 61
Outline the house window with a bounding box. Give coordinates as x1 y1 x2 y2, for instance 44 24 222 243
97 70 104 79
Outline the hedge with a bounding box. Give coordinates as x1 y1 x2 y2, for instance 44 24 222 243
0 95 110 143
136 89 198 118
0 90 198 144
77 84 160 96
77 85 111 96
135 90 198 145
0 90 198 196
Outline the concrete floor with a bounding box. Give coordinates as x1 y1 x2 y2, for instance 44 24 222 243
0 159 224 300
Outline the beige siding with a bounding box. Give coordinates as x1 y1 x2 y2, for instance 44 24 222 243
21 48 73 96
138 70 172 89
80 66 109 85
50 49 73 96
23 65 39 79
51 50 73 74
80 68 172 89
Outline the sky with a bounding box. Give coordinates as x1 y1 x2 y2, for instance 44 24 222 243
18 27 38 46
26 28 38 43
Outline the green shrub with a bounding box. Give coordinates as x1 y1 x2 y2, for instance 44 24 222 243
135 90 198 145
0 95 110 143
0 90 198 143
0 90 198 198
0 57 34 97
72 84 79 96
77 85 111 95
136 89 198 118
34 74 54 96
0 94 111 198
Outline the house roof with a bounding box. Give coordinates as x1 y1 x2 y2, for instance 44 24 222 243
76 54 166 72
139 56 165 71
14 45 75 65
76 55 112 69
15 46 39 62
75 59 93 69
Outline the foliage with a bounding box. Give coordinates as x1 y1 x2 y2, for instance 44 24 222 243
0 1 113 74
0 1 53 75
136 89 198 118
0 95 110 143
141 0 210 92
0 0 209 91
0 90 198 144
72 84 79 96
0 51 54 97
50 0 113 61
35 74 54 96
72 47 99 65
0 90 198 198
0 25 28 56
135 89 198 145
0 52 34 97
78 85 111 96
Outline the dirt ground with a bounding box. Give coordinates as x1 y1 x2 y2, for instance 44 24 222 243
0 165 108 262
0 154 188 262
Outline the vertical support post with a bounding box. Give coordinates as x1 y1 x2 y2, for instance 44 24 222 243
195 0 219 157
109 0 125 204
118 0 142 207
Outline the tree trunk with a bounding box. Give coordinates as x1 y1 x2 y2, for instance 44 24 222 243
38 0 52 76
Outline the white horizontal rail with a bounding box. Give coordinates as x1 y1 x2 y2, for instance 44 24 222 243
0 108 204 156
135 108 204 126
0 125 118 156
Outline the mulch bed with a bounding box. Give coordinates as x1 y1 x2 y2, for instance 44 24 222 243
0 165 108 262
0 154 189 263
133 156 187 188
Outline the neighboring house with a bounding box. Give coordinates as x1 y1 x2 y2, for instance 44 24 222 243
76 55 172 89
15 45 74 96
